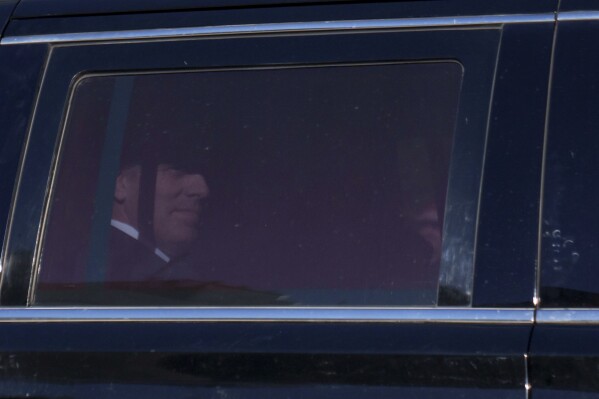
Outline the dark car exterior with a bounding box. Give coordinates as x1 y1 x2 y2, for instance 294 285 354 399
0 0 599 398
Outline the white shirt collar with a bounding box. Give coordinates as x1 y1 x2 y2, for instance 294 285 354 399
110 219 170 262
110 219 139 239
153 247 170 263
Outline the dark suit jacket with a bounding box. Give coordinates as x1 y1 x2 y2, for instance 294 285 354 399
103 227 288 305
105 227 169 283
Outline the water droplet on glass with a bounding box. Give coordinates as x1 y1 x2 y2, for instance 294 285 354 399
571 252 580 264
552 229 561 238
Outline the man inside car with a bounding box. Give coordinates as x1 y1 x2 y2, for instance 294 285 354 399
107 135 211 282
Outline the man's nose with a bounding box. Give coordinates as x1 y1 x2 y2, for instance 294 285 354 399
184 174 209 199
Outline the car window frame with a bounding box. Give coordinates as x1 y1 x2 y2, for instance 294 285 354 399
0 16 514 312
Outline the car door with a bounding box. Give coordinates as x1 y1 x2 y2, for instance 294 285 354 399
530 1 599 398
0 1 555 397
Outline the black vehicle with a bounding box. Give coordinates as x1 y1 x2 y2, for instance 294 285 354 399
0 0 598 397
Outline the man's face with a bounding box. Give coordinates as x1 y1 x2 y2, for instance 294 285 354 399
115 163 209 257
153 164 209 256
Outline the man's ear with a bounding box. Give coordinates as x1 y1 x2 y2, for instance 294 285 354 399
114 171 130 203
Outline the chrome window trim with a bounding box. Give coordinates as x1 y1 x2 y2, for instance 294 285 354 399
1 13 554 46
537 309 599 324
558 11 599 22
0 308 534 323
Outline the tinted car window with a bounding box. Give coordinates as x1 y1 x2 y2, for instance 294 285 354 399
36 62 463 306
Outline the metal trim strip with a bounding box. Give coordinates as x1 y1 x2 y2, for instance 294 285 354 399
558 11 599 22
1 13 555 46
0 308 534 323
537 309 599 324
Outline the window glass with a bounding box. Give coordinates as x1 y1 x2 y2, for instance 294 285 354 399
36 62 463 306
